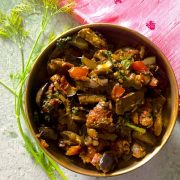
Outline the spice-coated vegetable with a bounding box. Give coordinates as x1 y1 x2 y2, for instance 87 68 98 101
35 28 166 173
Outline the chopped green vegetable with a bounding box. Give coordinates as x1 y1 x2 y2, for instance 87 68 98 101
121 59 131 70
125 122 146 134
102 50 112 60
132 131 157 146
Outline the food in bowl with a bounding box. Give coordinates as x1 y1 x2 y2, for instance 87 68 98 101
35 27 167 173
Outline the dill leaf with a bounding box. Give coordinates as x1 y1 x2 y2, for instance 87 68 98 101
13 2 32 14
0 9 29 46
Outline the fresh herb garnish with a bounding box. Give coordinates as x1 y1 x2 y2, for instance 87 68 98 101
0 0 75 179
121 59 132 70
56 36 72 48
102 50 112 61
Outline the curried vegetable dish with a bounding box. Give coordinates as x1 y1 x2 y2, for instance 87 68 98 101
35 28 167 173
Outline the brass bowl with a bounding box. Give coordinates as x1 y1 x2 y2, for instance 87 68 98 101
25 24 178 176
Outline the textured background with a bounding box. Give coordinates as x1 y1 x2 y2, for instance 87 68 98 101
0 1 180 180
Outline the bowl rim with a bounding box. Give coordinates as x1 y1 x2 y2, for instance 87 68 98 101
25 23 179 177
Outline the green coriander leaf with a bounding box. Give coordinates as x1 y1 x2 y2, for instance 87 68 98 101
121 59 131 70
102 50 112 60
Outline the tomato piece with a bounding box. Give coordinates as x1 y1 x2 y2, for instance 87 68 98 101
111 84 125 100
40 139 49 148
131 61 148 72
66 146 81 156
69 67 89 80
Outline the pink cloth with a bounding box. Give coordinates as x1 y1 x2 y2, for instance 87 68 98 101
72 0 180 111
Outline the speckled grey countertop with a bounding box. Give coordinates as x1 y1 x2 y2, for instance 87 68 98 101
0 2 180 180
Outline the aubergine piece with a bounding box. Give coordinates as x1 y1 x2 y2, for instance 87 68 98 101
49 47 62 59
88 78 108 88
98 133 117 141
115 90 144 115
60 131 82 145
99 152 117 173
78 94 106 105
47 58 73 75
132 131 157 146
78 28 107 49
153 108 163 136
152 95 166 136
139 46 145 59
70 36 89 50
39 127 58 140
76 78 108 92
50 74 77 97
36 83 49 107
66 116 79 133
152 95 166 114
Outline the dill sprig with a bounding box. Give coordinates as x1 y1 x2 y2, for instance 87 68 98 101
0 0 75 179
0 9 29 72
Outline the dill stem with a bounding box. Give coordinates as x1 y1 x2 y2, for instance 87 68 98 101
15 87 56 180
0 80 17 97
25 29 44 74
24 6 49 75
20 45 25 73
47 156 68 180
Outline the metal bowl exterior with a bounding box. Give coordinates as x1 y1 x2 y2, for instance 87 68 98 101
25 23 179 177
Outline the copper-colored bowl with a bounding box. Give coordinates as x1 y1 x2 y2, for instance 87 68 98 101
25 24 178 176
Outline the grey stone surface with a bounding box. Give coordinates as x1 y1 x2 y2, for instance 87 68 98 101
0 3 180 180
